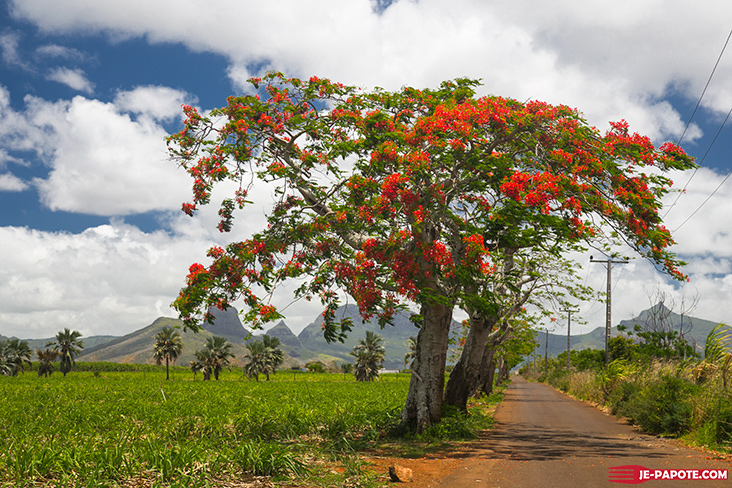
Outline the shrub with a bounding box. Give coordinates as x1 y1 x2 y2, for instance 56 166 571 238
616 373 696 436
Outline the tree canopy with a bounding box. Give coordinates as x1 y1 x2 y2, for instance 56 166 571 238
168 73 694 430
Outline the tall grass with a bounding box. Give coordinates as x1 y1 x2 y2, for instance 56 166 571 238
0 371 409 486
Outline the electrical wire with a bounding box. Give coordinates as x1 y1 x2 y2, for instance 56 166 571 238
672 168 732 232
664 27 732 218
676 28 732 146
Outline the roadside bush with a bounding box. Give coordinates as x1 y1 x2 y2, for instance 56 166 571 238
615 373 696 437
607 379 641 415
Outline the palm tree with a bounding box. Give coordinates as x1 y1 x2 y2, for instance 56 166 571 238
0 339 32 376
36 348 59 377
0 341 12 376
351 331 385 382
47 329 84 377
404 336 417 368
190 336 234 380
190 348 214 380
243 335 284 381
153 326 184 380
243 340 268 382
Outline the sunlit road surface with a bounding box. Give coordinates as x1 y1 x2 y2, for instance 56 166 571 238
437 376 731 487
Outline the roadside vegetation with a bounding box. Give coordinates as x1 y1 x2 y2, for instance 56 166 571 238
524 324 732 453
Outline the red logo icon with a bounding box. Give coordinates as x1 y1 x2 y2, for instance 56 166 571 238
609 465 728 483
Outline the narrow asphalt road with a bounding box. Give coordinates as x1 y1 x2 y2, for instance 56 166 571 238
436 376 731 487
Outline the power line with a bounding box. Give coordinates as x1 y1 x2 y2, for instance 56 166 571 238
672 168 732 233
676 28 732 146
665 105 732 220
664 27 732 218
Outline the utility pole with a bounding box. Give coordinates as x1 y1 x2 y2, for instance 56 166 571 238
590 256 628 364
544 328 549 373
564 309 572 369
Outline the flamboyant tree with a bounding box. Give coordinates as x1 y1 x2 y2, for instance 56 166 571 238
167 73 693 431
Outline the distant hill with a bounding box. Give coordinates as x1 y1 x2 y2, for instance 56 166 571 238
79 308 254 366
72 304 458 370
2 334 117 352
10 302 730 369
297 303 461 369
534 302 731 359
264 321 309 359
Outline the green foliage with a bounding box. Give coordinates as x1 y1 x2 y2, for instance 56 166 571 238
614 373 696 436
351 331 385 382
704 324 732 362
0 370 502 486
608 335 636 361
189 335 234 380
153 326 184 380
234 441 309 477
47 329 84 377
622 324 696 360
0 339 32 376
416 405 491 440
553 348 605 371
305 361 326 373
35 348 58 378
534 352 732 448
243 335 284 381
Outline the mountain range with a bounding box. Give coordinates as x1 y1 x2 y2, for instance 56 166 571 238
74 304 445 369
5 302 728 370
533 302 731 359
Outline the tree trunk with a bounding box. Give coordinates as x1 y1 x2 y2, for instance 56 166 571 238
496 355 509 385
400 300 454 432
166 357 170 380
479 347 497 396
444 315 495 411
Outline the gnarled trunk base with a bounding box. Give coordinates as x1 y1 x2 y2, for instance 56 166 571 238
400 301 454 432
444 316 493 411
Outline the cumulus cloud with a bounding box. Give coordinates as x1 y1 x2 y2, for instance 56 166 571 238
114 85 191 122
0 222 210 338
0 173 29 191
9 0 724 142
47 67 95 94
0 215 325 338
0 86 195 215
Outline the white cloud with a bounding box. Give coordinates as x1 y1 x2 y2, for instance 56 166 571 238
663 167 732 258
47 67 95 94
0 87 195 215
0 173 29 191
114 85 191 122
0 215 326 338
0 222 211 338
35 43 87 62
10 0 725 144
0 31 28 69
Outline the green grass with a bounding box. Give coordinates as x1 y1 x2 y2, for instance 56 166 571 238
0 371 411 487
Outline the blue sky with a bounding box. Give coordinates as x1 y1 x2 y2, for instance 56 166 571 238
2 0 732 341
